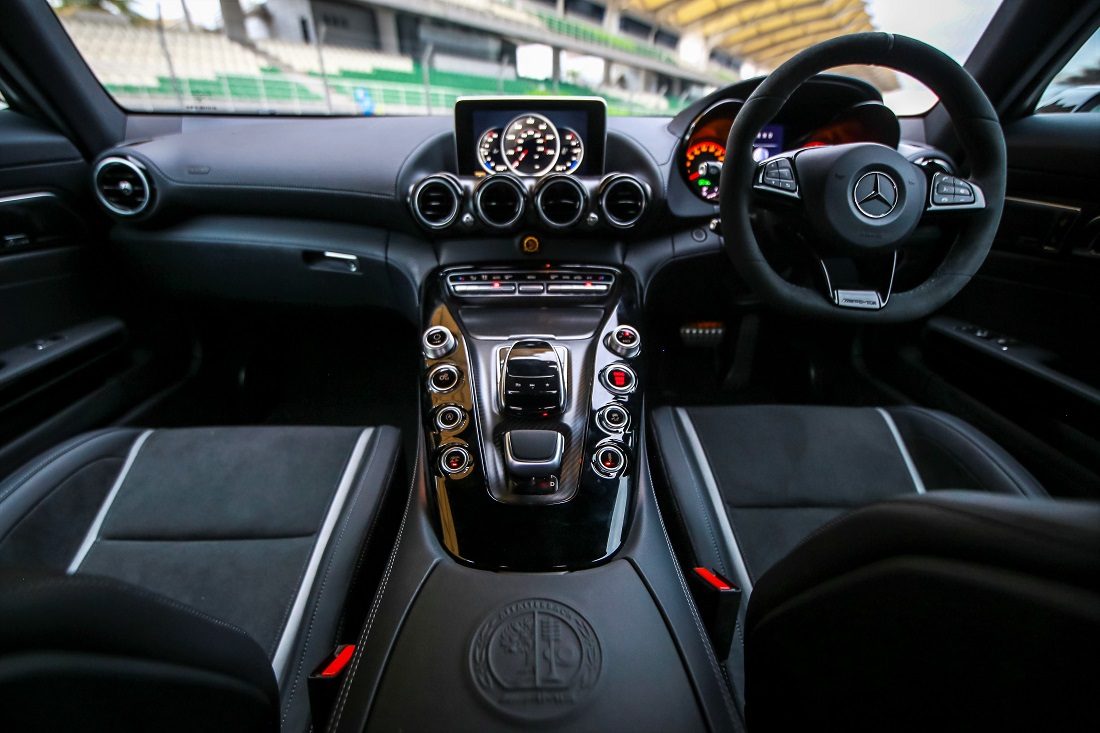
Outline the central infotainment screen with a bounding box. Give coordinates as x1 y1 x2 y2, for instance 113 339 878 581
454 97 607 178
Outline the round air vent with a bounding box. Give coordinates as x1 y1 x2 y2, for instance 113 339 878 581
94 156 152 216
474 175 526 228
534 175 587 228
599 175 647 229
410 174 463 229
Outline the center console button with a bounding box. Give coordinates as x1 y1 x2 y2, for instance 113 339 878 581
422 326 456 359
518 283 545 294
434 405 466 431
592 442 627 478
600 363 637 395
427 363 461 393
439 445 472 476
596 403 630 433
605 325 641 358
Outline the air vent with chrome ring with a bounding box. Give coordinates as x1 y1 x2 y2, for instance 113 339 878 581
598 174 648 229
473 174 526 229
534 174 587 229
94 156 153 217
410 174 463 230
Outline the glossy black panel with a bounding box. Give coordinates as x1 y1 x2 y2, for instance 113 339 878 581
419 266 644 570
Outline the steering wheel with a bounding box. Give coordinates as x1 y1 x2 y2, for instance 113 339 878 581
720 33 1006 323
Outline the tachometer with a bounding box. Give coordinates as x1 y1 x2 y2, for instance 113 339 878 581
553 127 584 174
684 141 725 201
502 113 560 177
477 127 506 174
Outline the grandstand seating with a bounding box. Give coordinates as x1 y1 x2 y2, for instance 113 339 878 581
57 10 692 116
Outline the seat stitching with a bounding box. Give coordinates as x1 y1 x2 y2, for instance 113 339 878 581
0 430 122 506
692 425 757 585
906 408 1034 496
265 435 366 662
647 454 741 725
329 440 419 731
281 433 396 723
660 410 730 578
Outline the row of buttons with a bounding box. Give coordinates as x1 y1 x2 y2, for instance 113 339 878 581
448 270 616 298
452 282 611 295
930 172 977 206
759 158 797 192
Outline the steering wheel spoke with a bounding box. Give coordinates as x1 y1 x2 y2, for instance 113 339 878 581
816 252 898 310
753 154 801 200
925 171 986 213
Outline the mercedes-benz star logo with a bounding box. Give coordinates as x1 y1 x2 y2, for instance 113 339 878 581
853 171 898 218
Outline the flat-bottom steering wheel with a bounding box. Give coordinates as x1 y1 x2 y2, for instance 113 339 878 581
720 33 1006 323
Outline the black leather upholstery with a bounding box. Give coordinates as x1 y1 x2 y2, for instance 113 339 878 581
0 425 402 732
744 491 1100 731
649 404 1046 709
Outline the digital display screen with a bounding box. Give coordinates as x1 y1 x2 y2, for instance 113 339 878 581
454 98 607 177
752 124 785 162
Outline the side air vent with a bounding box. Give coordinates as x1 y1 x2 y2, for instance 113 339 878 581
410 174 463 229
534 175 587 228
94 156 152 216
599 174 648 229
474 175 526 228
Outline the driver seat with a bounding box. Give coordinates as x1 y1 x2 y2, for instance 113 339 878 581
649 404 1046 703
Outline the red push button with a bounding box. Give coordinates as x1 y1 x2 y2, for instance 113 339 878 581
592 442 627 478
600 363 637 394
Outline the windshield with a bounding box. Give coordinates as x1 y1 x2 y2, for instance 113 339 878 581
50 0 1001 117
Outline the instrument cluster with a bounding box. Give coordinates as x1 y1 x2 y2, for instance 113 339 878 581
476 113 585 177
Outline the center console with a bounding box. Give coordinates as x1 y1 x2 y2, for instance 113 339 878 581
419 264 643 570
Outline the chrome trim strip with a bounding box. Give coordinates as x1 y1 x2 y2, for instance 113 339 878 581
67 429 155 574
271 427 374 682
876 408 926 494
1005 195 1081 213
674 408 754 595
0 192 57 207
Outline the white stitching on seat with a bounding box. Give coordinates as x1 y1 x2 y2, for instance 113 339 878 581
328 439 419 732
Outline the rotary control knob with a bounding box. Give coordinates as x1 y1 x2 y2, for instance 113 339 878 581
592 442 627 478
434 405 467 431
439 445 473 476
427 363 461 393
596 403 630 433
422 326 456 360
605 325 641 358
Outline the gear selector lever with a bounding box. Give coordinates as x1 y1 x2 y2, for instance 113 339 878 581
504 429 565 495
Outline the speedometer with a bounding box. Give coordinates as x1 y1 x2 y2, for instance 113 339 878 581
502 113 560 177
684 141 725 201
477 127 506 174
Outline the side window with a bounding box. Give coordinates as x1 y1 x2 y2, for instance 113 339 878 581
1036 27 1100 113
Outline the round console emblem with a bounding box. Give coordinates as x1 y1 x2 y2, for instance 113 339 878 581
853 171 898 218
469 598 602 719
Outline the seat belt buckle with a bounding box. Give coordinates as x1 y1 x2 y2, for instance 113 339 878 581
307 644 356 725
689 567 742 661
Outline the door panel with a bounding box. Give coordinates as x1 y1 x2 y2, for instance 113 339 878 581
865 113 1100 499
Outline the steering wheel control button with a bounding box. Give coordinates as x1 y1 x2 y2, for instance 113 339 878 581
596 404 630 433
605 325 641 358
930 172 977 206
434 405 466 432
592 443 627 479
439 445 473 476
760 158 797 192
600 363 637 395
422 326 456 360
427 363 461 393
